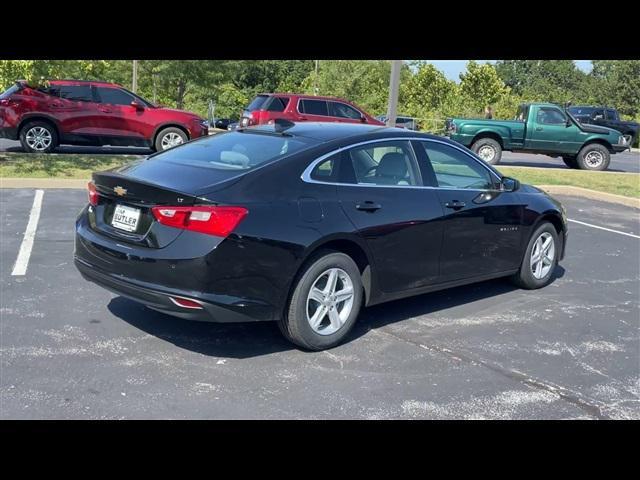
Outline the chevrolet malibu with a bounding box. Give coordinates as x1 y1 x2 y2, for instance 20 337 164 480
74 121 568 350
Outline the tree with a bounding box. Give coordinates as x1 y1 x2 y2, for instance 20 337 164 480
301 60 397 115
459 61 510 113
591 60 640 117
400 61 457 119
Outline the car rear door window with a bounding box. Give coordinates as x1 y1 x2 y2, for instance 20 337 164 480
606 109 617 121
299 99 329 116
418 141 494 190
310 154 340 182
266 97 289 112
96 87 134 106
59 85 94 102
328 102 362 119
342 141 420 186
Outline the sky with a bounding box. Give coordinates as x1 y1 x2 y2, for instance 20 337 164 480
425 60 593 82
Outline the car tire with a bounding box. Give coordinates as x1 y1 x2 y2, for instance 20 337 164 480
19 121 58 153
471 137 502 165
562 155 578 169
279 251 363 351
576 143 610 171
154 127 188 152
511 222 559 290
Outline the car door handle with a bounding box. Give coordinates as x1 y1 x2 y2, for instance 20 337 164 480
49 102 63 108
356 201 382 212
535 127 543 131
98 107 112 113
445 201 466 210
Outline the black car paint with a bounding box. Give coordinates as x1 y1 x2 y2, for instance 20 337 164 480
74 123 567 324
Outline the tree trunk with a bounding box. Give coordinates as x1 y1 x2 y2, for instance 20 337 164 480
176 80 186 109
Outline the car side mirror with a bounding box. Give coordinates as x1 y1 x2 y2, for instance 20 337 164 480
500 176 519 192
566 118 572 127
360 114 367 123
131 100 144 110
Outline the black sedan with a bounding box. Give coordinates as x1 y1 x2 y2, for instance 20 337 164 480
75 121 568 350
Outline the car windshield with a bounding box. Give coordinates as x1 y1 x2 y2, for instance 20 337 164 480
149 131 313 171
0 84 20 99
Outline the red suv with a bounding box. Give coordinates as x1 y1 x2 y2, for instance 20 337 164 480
239 93 385 128
0 80 208 153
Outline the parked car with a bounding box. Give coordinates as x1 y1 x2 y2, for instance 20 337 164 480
212 118 236 130
445 103 630 170
238 93 384 128
0 80 208 153
75 121 567 350
568 105 639 146
227 122 240 131
376 115 420 130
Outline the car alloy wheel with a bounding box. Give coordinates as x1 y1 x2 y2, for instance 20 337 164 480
530 232 555 280
161 132 185 150
306 267 355 335
477 145 496 162
25 126 52 151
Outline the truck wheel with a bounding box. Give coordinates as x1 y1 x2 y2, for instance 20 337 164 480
19 121 58 153
562 156 578 169
471 138 502 165
576 143 610 171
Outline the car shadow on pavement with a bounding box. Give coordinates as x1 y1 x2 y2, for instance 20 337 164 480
349 266 566 341
107 297 293 359
501 160 627 173
108 266 565 358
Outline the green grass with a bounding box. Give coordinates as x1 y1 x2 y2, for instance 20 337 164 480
498 166 640 198
0 152 140 179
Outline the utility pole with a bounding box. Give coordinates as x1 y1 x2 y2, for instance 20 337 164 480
386 60 402 127
132 60 138 93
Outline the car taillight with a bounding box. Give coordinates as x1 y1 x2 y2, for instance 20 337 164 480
151 205 248 237
88 181 99 206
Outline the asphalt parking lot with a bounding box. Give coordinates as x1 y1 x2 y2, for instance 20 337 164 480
1 138 639 172
1 188 639 419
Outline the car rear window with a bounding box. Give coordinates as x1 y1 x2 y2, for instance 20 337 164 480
149 131 312 171
0 84 20 99
246 95 269 111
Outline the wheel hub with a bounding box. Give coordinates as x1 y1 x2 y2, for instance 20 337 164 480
306 268 355 335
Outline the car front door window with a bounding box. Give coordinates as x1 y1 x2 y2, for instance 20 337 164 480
418 141 494 190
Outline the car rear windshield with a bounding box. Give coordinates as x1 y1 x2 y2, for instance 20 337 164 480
149 131 313 171
246 95 269 111
0 84 20 99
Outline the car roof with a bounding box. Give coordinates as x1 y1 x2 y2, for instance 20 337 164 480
244 121 437 142
48 79 121 88
256 92 357 102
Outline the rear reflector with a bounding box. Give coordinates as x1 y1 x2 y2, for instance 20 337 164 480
169 296 204 309
88 181 99 206
151 205 248 237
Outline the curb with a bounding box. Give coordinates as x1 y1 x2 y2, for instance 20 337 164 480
0 178 88 189
537 185 640 209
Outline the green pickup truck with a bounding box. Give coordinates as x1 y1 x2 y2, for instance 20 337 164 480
445 103 630 171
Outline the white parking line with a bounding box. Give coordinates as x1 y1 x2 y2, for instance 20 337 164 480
11 189 44 276
568 218 640 239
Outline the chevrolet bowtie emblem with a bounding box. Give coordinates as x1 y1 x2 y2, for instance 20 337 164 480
114 186 127 196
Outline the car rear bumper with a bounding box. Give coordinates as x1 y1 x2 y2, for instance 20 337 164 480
0 127 18 140
75 256 264 323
